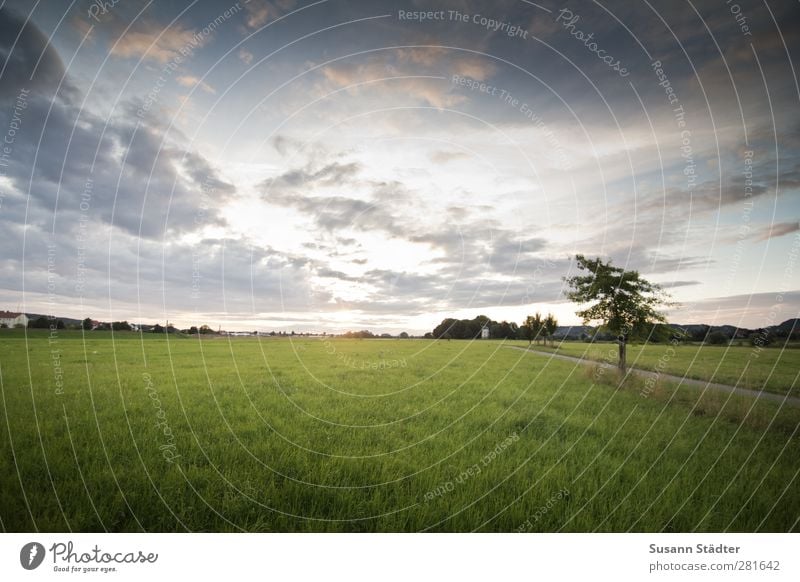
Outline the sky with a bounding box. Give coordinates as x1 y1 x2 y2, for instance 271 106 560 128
0 0 798 333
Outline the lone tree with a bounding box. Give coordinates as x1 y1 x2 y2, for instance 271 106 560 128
543 313 558 346
564 254 675 372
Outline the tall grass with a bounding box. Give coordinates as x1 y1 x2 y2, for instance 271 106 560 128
516 340 800 396
1 335 797 532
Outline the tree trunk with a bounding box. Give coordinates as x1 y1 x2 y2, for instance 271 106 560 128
618 335 627 372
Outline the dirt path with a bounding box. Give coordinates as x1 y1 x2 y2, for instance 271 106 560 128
505 346 800 407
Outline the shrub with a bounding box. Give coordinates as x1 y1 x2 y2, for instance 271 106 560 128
705 331 729 345
749 331 772 347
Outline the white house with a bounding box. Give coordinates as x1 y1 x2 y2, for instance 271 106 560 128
481 324 490 339
0 311 29 328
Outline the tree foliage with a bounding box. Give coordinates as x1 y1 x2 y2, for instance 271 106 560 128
30 316 51 329
520 312 558 345
564 255 674 339
341 330 375 338
490 320 519 339
431 315 520 340
564 254 675 371
543 313 558 345
706 330 729 345
521 313 543 344
432 317 482 340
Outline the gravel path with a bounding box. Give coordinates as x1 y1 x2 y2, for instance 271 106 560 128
505 346 800 407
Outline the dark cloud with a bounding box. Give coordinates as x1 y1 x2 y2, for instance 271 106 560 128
0 212 324 318
0 9 236 240
0 7 73 102
270 191 403 234
261 161 409 235
316 267 360 282
1 93 236 238
0 8 247 319
268 161 362 189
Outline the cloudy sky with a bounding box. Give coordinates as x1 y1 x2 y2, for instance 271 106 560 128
0 0 798 332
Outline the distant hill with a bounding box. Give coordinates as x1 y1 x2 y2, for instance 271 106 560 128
772 318 799 336
672 319 799 340
553 319 799 341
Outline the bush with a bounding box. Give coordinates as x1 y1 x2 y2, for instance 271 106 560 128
749 331 772 347
30 316 50 329
705 331 729 345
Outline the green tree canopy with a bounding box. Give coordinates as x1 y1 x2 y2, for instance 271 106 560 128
522 313 544 344
543 313 558 345
564 255 673 338
564 254 675 370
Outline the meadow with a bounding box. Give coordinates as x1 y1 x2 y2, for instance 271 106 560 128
0 330 798 532
510 340 800 396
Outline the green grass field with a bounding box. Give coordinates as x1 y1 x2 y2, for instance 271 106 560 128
510 340 800 396
1 330 798 532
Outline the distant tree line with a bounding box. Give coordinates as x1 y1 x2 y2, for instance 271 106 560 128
29 316 65 329
338 330 412 339
429 313 559 343
430 315 490 340
188 325 215 335
341 330 376 339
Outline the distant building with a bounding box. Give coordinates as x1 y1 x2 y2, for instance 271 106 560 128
481 324 490 339
0 311 29 327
